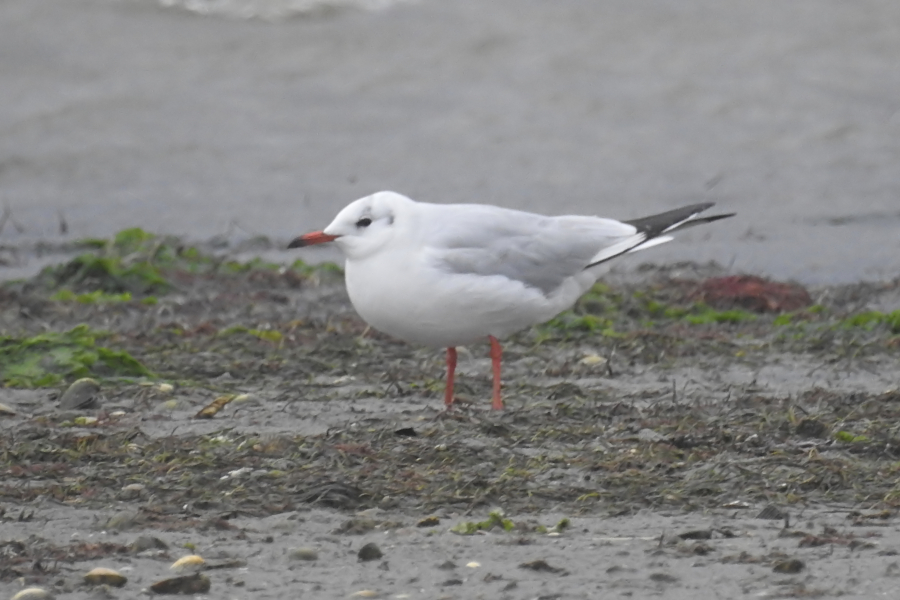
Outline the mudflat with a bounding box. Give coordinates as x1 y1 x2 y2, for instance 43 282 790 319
1 234 899 599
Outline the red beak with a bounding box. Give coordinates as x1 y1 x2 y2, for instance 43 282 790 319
287 231 339 248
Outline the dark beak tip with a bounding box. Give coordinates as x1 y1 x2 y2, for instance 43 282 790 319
286 237 306 249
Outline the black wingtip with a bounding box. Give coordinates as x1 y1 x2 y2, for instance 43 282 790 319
625 203 734 238
694 212 736 225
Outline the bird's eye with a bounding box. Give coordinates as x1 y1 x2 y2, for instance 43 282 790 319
356 217 373 228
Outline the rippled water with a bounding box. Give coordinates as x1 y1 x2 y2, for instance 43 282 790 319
1 0 898 283
154 0 415 20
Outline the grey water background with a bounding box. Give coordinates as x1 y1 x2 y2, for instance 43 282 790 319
1 0 899 284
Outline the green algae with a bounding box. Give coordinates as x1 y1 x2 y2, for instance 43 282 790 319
644 300 757 324
28 228 343 299
219 326 284 344
50 289 134 303
450 510 515 535
0 325 151 387
840 310 900 333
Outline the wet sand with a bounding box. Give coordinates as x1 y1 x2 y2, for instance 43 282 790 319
2 248 900 598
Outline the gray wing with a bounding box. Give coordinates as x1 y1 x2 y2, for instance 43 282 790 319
421 204 636 295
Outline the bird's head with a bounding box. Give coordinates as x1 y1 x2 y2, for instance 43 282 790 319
287 191 412 260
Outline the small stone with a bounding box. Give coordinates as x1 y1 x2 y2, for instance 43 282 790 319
349 591 380 598
638 428 665 442
677 530 712 540
519 559 565 573
11 589 54 600
150 573 211 594
129 535 168 553
119 483 145 500
104 510 139 531
83 567 127 587
796 418 829 438
335 518 377 535
88 584 116 599
357 542 383 562
59 378 100 409
756 505 787 520
416 516 440 527
171 554 205 572
289 547 318 561
773 558 805 574
579 354 607 366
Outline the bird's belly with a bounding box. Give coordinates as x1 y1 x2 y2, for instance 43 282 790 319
344 258 566 348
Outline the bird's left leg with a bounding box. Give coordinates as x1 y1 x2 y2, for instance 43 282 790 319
489 335 503 410
444 347 457 408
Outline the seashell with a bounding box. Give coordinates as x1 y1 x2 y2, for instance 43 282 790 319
59 378 100 409
170 554 205 571
84 567 127 587
11 589 54 600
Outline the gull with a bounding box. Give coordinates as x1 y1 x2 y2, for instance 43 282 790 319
289 191 734 410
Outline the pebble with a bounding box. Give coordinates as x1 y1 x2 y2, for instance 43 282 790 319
58 378 100 409
104 510 139 531
288 547 318 561
119 483 145 500
579 354 607 366
129 535 168 553
357 542 383 562
171 554 205 572
773 558 805 574
150 573 210 594
11 589 54 600
83 567 127 587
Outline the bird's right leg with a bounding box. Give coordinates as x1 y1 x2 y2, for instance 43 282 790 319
444 347 457 407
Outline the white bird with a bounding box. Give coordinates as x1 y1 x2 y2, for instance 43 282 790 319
289 191 734 410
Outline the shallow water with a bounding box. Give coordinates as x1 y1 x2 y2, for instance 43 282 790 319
1 0 899 283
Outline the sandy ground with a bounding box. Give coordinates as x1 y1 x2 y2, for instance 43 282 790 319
2 502 900 599
2 248 900 599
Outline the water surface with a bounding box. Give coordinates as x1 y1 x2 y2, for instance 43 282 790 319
1 0 898 283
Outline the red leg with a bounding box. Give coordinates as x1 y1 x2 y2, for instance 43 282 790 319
444 347 457 408
489 335 503 410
